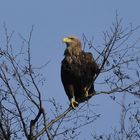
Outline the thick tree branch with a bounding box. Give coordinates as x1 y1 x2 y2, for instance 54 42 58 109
35 107 73 138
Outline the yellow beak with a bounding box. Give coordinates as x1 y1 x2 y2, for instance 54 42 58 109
63 37 71 43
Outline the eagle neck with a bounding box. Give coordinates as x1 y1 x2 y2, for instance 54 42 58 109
64 45 82 57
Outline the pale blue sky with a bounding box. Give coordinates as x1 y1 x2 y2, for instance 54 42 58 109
0 0 140 139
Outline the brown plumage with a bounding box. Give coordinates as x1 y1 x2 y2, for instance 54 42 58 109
61 36 99 109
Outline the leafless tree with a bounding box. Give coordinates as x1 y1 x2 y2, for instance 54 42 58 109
0 14 140 140
0 24 100 140
91 94 140 140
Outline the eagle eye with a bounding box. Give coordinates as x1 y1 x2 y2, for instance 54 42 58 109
69 37 74 40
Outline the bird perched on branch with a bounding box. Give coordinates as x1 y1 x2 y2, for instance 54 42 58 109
61 36 99 109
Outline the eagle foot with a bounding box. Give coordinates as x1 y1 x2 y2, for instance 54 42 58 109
85 90 89 97
84 87 89 98
70 98 78 109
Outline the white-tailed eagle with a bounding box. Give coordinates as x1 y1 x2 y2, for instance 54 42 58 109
61 36 99 109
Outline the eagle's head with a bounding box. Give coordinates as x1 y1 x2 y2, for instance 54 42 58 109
63 36 82 48
63 36 82 56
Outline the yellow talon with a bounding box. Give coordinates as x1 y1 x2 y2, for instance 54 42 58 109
70 98 78 109
85 90 88 97
84 87 89 97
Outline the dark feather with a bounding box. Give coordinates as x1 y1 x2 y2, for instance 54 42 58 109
61 36 99 104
